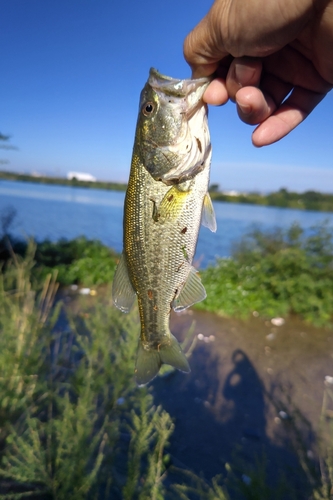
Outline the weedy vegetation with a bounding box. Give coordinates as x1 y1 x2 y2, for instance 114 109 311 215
1 235 119 288
0 209 333 498
0 246 175 499
198 221 333 327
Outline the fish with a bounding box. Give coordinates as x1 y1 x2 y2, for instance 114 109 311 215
112 68 216 386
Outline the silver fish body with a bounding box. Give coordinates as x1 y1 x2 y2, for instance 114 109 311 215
112 68 216 385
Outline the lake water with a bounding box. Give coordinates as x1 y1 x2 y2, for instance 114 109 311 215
1 179 333 267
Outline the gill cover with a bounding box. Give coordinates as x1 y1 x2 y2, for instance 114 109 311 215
137 68 211 184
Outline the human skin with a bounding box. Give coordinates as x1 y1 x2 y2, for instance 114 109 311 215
183 0 333 146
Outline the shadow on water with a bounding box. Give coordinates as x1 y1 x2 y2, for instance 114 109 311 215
151 310 327 497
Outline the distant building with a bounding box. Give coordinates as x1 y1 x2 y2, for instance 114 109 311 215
222 190 242 196
67 172 96 182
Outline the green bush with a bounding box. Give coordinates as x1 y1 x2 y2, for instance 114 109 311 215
199 222 333 326
0 236 119 287
34 237 119 286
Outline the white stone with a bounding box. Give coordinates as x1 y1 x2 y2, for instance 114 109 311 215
271 317 285 326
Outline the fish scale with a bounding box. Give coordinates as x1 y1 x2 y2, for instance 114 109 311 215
112 68 216 385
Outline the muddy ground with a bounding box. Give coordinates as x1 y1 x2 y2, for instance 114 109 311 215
152 309 333 495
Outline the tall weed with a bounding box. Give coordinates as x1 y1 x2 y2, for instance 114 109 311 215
0 242 59 439
0 251 176 499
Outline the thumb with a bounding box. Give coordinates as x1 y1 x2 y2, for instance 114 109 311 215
183 13 229 78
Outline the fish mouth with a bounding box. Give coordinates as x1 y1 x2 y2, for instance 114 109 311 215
148 68 211 113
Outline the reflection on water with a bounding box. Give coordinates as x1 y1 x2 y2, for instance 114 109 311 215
1 179 333 267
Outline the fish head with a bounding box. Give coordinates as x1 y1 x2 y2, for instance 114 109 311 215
135 68 211 185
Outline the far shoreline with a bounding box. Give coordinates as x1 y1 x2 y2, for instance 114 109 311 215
1 170 333 212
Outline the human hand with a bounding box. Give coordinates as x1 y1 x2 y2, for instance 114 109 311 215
184 0 333 146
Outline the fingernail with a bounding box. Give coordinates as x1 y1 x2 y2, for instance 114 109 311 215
234 63 256 86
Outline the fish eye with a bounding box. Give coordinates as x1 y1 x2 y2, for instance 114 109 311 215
142 102 155 116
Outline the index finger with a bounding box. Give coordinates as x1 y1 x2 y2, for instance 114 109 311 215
252 86 328 146
183 16 229 78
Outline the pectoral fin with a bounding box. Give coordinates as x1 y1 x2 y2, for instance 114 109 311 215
112 253 136 313
201 193 217 232
157 186 189 222
172 266 206 311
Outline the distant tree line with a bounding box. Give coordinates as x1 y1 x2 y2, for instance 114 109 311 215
0 170 127 192
209 186 333 212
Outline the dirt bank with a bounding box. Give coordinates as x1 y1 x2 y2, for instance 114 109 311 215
152 310 333 492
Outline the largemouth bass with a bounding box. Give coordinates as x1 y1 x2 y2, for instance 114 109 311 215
112 68 216 385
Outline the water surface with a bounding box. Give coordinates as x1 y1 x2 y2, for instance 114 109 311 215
1 179 332 267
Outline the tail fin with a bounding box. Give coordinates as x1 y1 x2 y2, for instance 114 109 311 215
135 334 190 386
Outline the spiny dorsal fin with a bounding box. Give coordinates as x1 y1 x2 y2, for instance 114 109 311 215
202 193 217 232
112 253 136 313
172 266 206 311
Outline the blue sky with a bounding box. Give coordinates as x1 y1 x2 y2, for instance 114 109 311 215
1 0 333 193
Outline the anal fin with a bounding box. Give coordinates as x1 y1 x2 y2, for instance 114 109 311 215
112 253 136 313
